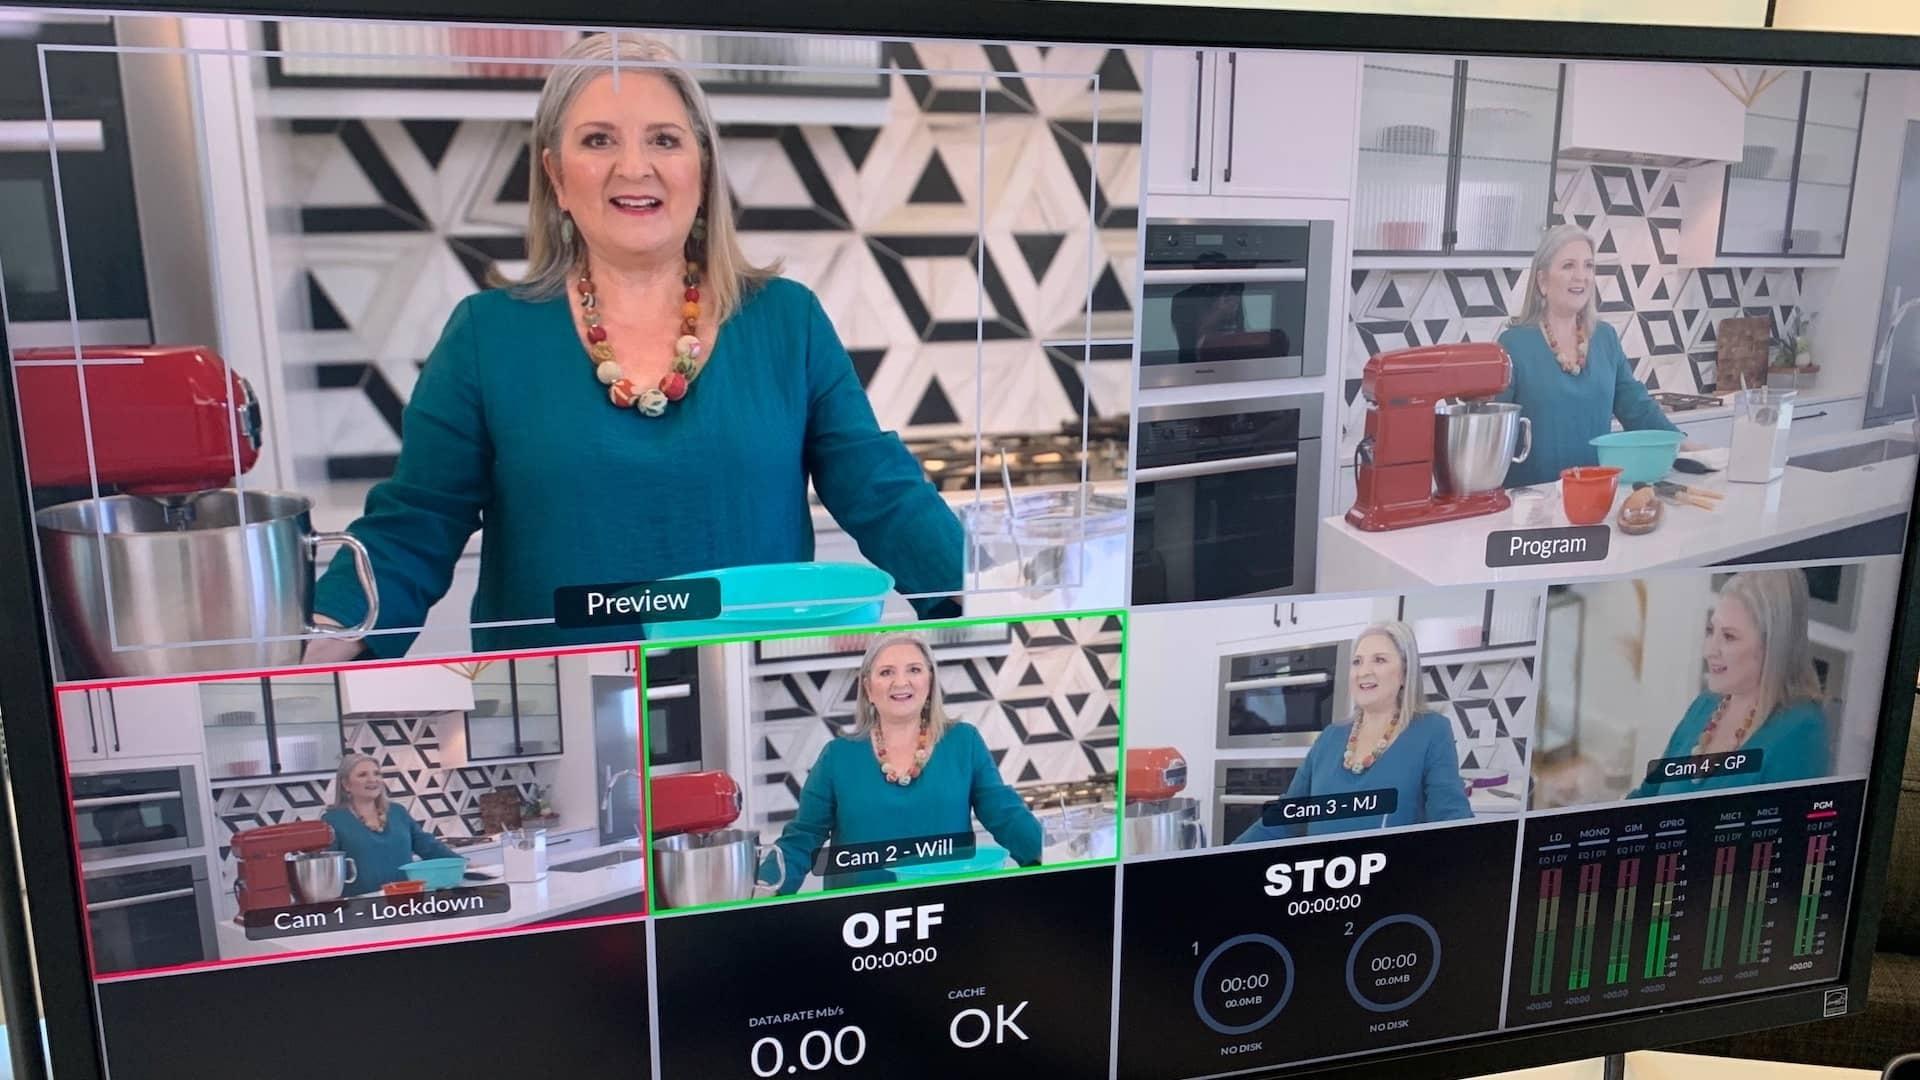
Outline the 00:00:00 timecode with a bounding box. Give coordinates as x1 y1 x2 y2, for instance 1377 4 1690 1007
850 946 939 972
1288 894 1362 916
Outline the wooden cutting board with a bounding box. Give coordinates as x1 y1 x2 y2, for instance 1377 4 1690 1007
1716 316 1772 393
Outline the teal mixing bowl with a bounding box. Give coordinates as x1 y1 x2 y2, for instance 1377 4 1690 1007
1589 430 1685 484
643 562 894 641
889 844 1010 881
401 856 468 890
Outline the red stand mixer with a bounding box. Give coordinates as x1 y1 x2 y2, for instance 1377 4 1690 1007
230 820 337 915
1346 342 1529 532
15 345 379 677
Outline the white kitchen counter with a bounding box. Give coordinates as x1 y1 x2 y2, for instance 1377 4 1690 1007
1317 426 1914 592
212 838 644 959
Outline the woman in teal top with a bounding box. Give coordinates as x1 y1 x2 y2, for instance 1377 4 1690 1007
1631 570 1830 799
1235 623 1473 844
306 34 961 661
761 633 1043 894
1495 224 1686 490
322 754 460 895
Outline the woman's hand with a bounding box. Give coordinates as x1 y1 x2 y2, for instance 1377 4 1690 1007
1679 439 1708 453
303 615 366 664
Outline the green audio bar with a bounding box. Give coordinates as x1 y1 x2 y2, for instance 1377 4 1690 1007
1796 833 1830 957
1704 846 1735 970
1645 854 1677 979
1738 841 1772 965
1531 868 1561 996
1543 870 1562 993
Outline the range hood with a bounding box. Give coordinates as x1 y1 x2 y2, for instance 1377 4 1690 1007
338 666 476 717
1557 62 1747 169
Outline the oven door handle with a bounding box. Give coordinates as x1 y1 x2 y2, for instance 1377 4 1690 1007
1224 673 1332 692
645 684 693 702
1135 451 1298 483
0 119 105 153
1142 267 1307 285
86 887 199 912
1218 794 1284 805
73 792 184 808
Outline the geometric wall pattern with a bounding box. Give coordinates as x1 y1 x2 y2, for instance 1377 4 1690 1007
746 614 1123 842
210 714 551 896
1423 655 1534 794
1342 163 1826 457
276 41 1142 490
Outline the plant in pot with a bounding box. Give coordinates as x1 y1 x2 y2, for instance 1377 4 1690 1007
1769 310 1820 387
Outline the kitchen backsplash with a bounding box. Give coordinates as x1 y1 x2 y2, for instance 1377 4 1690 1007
279 41 1142 485
211 714 551 894
1342 163 1828 456
747 615 1123 843
1424 655 1533 788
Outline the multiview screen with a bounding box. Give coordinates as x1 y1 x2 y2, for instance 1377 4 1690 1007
0 5 1915 1079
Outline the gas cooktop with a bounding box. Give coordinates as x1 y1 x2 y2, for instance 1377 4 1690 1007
905 418 1129 493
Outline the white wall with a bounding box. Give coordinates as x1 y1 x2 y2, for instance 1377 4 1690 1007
1812 70 1920 412
549 654 601 834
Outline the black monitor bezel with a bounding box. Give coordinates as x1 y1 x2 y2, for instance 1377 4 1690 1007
0 2 1916 1078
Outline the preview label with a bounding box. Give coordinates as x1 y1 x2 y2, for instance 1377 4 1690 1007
553 578 721 628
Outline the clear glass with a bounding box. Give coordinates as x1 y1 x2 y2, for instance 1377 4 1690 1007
512 656 563 756
1721 71 1807 255
1355 56 1456 252
466 660 518 759
200 679 273 780
1454 58 1560 254
266 672 344 776
1788 69 1867 256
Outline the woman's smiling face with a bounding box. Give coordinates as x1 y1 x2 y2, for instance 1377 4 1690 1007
1704 595 1765 697
543 71 704 268
1350 632 1405 715
1538 237 1595 319
867 643 932 724
346 759 384 801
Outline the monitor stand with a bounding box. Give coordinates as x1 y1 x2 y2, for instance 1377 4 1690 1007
1603 1053 1628 1080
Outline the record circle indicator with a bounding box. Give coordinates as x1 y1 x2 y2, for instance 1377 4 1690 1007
1193 933 1295 1035
1345 914 1442 1013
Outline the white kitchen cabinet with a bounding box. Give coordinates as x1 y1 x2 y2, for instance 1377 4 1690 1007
62 685 204 763
1673 413 1735 448
587 649 639 679
1788 395 1866 450
106 684 207 759
1279 597 1376 634
1147 48 1359 200
337 664 476 715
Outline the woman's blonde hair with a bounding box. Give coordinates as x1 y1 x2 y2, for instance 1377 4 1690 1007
510 32 777 321
1349 621 1426 725
1713 570 1825 725
330 752 389 825
849 632 951 747
1509 222 1599 330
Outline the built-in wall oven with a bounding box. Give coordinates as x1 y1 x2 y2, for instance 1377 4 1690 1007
1131 394 1322 605
1137 219 1332 389
642 646 721 777
1213 759 1302 844
71 765 203 860
0 17 152 345
83 854 216 975
1217 639 1351 748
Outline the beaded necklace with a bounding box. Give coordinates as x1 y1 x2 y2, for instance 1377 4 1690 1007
1343 708 1405 774
1542 316 1591 376
874 720 932 786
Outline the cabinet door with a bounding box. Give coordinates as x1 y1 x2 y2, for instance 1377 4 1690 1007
1355 56 1456 253
200 679 275 780
1787 396 1866 450
60 689 106 764
1721 72 1806 256
1673 414 1734 448
264 673 344 776
106 683 206 758
512 656 563 756
1145 48 1213 196
1788 70 1867 257
1453 58 1560 255
1215 50 1359 200
467 662 518 760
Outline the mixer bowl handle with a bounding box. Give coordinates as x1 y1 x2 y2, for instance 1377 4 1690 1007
343 857 357 885
306 531 380 636
755 840 787 898
1512 416 1532 464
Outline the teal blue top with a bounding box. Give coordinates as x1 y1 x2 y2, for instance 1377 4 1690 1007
1495 321 1678 489
760 722 1043 894
1628 692 1830 799
322 806 459 896
1233 712 1474 843
312 278 964 657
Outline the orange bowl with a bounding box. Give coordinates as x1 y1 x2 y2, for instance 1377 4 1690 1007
382 879 427 897
1560 466 1623 525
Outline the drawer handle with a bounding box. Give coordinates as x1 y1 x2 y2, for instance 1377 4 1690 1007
1793 410 1828 421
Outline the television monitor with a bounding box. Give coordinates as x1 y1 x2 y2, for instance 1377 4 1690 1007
0 1 1916 1078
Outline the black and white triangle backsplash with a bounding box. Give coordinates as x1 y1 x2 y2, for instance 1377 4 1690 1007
1423 656 1533 789
278 42 1142 486
210 715 552 899
746 614 1123 843
1341 163 1829 457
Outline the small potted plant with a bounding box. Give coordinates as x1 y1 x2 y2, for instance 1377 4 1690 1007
1768 310 1821 388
